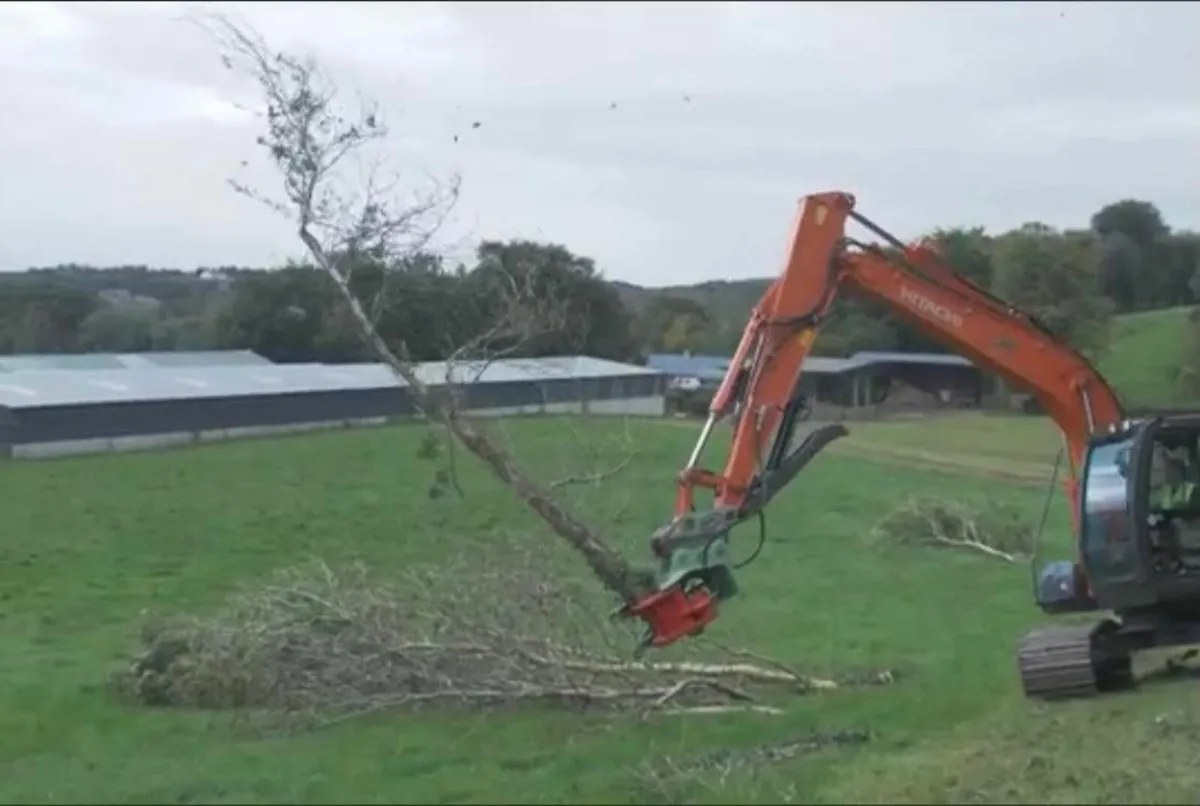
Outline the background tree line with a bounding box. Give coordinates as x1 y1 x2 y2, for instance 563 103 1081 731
0 241 640 364
1 198 1196 369
619 198 1199 362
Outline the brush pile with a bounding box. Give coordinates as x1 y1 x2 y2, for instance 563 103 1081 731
115 538 895 720
872 496 1034 562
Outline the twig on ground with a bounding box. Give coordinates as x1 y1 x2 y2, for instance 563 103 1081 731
549 454 636 490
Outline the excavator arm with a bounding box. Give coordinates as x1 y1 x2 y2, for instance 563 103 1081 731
624 191 1127 650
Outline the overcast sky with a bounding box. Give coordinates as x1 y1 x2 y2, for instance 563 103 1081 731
1 1 1197 286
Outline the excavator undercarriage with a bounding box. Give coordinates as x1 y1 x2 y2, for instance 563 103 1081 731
1018 613 1200 700
1018 622 1133 700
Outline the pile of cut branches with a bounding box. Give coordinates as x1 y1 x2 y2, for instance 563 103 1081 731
871 496 1034 563
114 538 893 721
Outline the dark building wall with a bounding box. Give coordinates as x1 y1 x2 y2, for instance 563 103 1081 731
0 405 13 457
795 374 846 403
877 363 984 403
7 387 412 445
846 363 983 407
454 373 663 410
797 363 985 409
1 373 666 447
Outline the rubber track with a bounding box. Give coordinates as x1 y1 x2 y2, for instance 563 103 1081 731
1018 623 1102 700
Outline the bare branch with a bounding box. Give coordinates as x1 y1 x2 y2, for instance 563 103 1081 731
549 454 635 491
442 264 571 382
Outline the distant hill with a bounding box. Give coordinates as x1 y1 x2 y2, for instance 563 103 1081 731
611 277 771 343
611 278 770 315
1099 306 1194 408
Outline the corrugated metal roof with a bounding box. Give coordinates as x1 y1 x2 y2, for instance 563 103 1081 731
125 350 272 368
804 357 850 373
647 354 730 380
846 351 972 369
0 350 270 373
0 365 400 409
0 354 129 372
0 355 661 410
649 350 972 377
416 355 660 386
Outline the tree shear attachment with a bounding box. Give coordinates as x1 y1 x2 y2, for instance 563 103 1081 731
622 584 719 655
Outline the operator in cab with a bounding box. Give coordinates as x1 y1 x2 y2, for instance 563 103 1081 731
1148 443 1200 571
1156 445 1199 510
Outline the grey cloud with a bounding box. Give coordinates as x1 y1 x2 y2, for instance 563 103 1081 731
0 1 1196 287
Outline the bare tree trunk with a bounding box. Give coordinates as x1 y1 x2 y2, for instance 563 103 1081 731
297 230 644 599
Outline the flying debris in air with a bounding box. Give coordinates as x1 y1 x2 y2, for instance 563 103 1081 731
453 120 481 142
449 92 696 144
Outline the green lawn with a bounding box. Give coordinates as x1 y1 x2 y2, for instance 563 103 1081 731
1101 305 1194 407
834 413 1060 485
2 416 1200 804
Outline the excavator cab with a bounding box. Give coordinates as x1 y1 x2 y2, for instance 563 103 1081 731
1126 416 1200 601
1035 417 1200 617
1039 417 1200 617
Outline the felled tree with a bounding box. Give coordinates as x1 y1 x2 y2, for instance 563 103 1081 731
196 12 651 603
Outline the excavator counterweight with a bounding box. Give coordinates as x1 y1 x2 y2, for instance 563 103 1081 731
623 191 1200 701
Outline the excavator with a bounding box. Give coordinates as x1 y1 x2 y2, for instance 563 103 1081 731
620 190 1200 701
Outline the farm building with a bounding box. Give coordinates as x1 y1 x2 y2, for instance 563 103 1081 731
0 351 666 459
798 351 983 409
646 353 731 390
649 350 984 411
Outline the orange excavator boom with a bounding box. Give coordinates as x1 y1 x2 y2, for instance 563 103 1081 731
623 191 1127 650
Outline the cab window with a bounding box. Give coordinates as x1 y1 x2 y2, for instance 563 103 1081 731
1079 437 1138 580
1149 433 1200 511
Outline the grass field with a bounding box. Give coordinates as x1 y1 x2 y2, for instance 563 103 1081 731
1101 305 1194 407
4 414 1200 804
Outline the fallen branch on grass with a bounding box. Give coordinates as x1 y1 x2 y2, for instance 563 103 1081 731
549 454 636 490
114 539 897 722
672 728 873 775
546 418 639 492
634 729 873 802
871 496 1033 563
